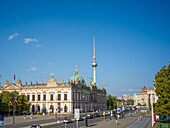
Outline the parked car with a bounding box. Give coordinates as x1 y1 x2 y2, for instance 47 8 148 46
99 113 103 116
63 117 73 123
94 113 100 117
30 124 42 128
87 114 94 119
162 115 170 123
78 116 84 121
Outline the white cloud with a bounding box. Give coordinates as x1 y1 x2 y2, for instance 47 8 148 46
24 38 38 44
49 72 55 76
26 66 37 72
121 89 126 92
8 33 19 40
127 89 140 92
121 89 140 92
48 62 53 65
36 44 43 47
30 66 37 71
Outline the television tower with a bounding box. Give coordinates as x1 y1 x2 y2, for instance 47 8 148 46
91 36 98 85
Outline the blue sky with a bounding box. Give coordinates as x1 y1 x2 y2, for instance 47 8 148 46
0 0 170 97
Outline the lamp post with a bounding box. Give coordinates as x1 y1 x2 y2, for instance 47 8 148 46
13 96 17 123
82 94 88 127
107 97 111 120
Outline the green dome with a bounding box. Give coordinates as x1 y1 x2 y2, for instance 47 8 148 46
70 67 85 84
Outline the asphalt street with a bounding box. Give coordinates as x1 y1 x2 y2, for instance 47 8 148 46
1 110 132 128
43 115 111 128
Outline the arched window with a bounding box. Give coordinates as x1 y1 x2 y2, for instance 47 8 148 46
64 105 67 112
50 105 54 113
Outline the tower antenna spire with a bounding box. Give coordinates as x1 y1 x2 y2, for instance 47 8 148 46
93 36 95 57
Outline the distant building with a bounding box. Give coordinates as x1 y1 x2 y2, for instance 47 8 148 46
117 94 134 101
134 92 148 106
134 86 158 107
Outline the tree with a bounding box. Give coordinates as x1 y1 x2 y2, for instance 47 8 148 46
106 94 117 109
153 62 170 117
106 94 120 109
0 91 12 115
0 91 31 115
17 94 31 114
127 99 134 105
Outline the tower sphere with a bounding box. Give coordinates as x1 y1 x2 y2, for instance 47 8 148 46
92 62 97 67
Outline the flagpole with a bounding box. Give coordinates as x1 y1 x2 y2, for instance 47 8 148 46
13 97 15 123
8 98 10 117
151 90 154 127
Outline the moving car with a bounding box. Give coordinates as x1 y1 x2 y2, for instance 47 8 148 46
63 117 73 123
30 124 42 128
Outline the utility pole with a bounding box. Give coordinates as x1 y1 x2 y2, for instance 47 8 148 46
13 97 15 123
13 96 17 123
0 75 1 87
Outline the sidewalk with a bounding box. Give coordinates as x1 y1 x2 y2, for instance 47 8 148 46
3 112 96 126
81 115 138 128
80 113 153 128
125 116 151 128
4 114 56 125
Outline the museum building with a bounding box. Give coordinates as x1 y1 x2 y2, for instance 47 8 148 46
0 37 107 114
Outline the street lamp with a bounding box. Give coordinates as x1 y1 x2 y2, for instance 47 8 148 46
107 97 111 120
13 96 17 123
82 94 88 127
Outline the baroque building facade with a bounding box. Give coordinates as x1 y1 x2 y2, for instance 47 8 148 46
0 37 107 114
0 69 107 114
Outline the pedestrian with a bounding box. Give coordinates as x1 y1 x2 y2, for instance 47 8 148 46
23 112 26 119
30 113 33 119
140 115 142 121
115 115 118 126
138 115 139 121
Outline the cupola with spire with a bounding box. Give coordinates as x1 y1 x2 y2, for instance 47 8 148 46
70 65 85 84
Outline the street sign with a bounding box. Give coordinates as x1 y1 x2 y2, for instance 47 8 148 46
74 109 80 120
57 117 60 124
0 121 5 125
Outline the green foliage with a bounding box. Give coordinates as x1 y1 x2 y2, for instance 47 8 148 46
127 99 134 105
106 94 117 108
0 91 31 115
154 62 170 117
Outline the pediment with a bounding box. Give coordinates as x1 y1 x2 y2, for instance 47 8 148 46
3 84 20 90
47 77 58 86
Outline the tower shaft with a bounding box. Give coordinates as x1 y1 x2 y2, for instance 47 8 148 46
93 67 96 84
92 36 97 85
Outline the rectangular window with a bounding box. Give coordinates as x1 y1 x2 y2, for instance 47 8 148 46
50 94 53 101
58 94 61 100
64 94 67 100
38 95 40 101
27 95 30 101
43 95 46 101
32 95 35 101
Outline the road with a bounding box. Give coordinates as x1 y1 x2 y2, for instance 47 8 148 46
43 116 111 128
2 115 111 128
1 110 136 128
